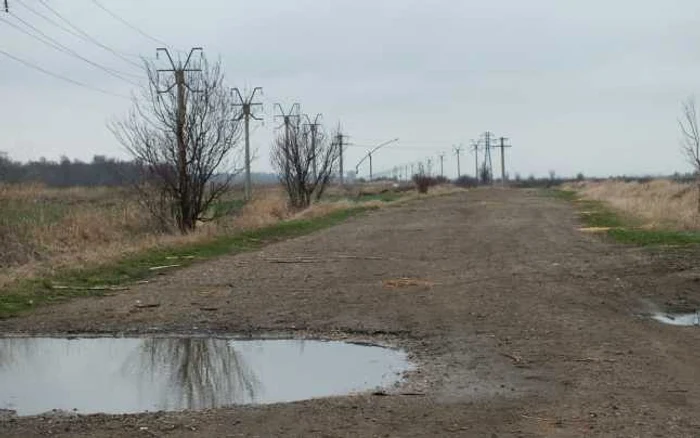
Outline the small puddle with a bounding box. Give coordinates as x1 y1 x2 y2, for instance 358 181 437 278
0 337 412 416
652 312 700 326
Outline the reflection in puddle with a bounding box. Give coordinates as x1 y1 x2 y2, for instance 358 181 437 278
0 337 411 416
652 312 700 326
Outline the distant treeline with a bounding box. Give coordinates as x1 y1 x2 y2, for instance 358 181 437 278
0 152 280 187
0 154 142 187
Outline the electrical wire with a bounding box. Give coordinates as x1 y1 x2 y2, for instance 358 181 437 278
14 0 144 71
89 0 177 51
0 48 131 100
1 13 141 86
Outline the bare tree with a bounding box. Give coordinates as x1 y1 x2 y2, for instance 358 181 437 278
679 96 700 213
110 58 242 233
271 122 340 209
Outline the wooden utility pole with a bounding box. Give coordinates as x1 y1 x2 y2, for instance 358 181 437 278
496 137 512 187
453 144 463 179
233 87 263 201
156 47 202 231
4 1 9 13
303 114 322 179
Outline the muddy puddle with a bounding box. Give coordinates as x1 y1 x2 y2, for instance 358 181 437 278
652 312 700 326
0 337 412 416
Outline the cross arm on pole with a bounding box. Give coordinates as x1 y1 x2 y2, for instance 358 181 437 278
183 47 203 70
156 48 176 70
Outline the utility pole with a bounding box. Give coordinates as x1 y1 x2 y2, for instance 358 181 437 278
156 47 203 231
438 153 445 178
335 132 348 185
427 158 433 177
482 131 495 185
233 87 263 201
453 144 463 179
274 103 301 180
303 114 322 180
471 140 479 184
369 150 373 180
4 1 9 13
495 137 512 187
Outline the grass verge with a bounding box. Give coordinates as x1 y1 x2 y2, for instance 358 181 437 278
0 206 373 319
548 189 700 246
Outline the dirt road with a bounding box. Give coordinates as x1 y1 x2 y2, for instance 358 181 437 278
2 189 700 437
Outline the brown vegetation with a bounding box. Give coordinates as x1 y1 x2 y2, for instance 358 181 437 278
565 179 700 230
0 182 431 289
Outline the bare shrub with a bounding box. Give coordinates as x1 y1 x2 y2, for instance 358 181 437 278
679 97 700 213
271 122 340 209
110 57 242 233
413 175 434 194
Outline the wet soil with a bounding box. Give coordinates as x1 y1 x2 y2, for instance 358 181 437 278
2 189 700 437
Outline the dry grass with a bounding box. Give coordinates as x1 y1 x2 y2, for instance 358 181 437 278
1 182 448 289
565 180 700 230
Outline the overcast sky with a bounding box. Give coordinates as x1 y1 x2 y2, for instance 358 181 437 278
2 0 700 178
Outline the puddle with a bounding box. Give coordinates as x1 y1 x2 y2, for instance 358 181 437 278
652 312 700 326
0 337 412 416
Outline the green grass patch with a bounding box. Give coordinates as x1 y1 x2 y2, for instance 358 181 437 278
608 229 700 246
323 191 404 204
0 200 69 228
0 206 374 319
210 198 246 217
548 188 700 247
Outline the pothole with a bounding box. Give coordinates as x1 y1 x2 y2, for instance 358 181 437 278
0 336 413 416
652 312 700 326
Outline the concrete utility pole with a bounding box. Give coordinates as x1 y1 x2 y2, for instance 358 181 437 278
453 144 463 179
156 47 203 230
438 153 445 178
495 136 512 187
482 131 496 185
274 103 301 179
336 132 346 184
427 158 433 177
471 140 479 184
303 114 322 180
233 87 263 201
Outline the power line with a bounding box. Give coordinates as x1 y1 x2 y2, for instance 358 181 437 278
15 0 144 69
0 48 130 99
1 13 141 86
89 0 174 50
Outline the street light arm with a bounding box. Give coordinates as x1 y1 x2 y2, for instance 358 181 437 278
369 137 399 155
354 138 399 174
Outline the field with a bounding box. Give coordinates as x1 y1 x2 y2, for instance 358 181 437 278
0 182 459 317
561 179 700 246
3 186 700 436
565 179 700 230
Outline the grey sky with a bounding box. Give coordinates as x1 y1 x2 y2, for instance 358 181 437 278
1 0 699 178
